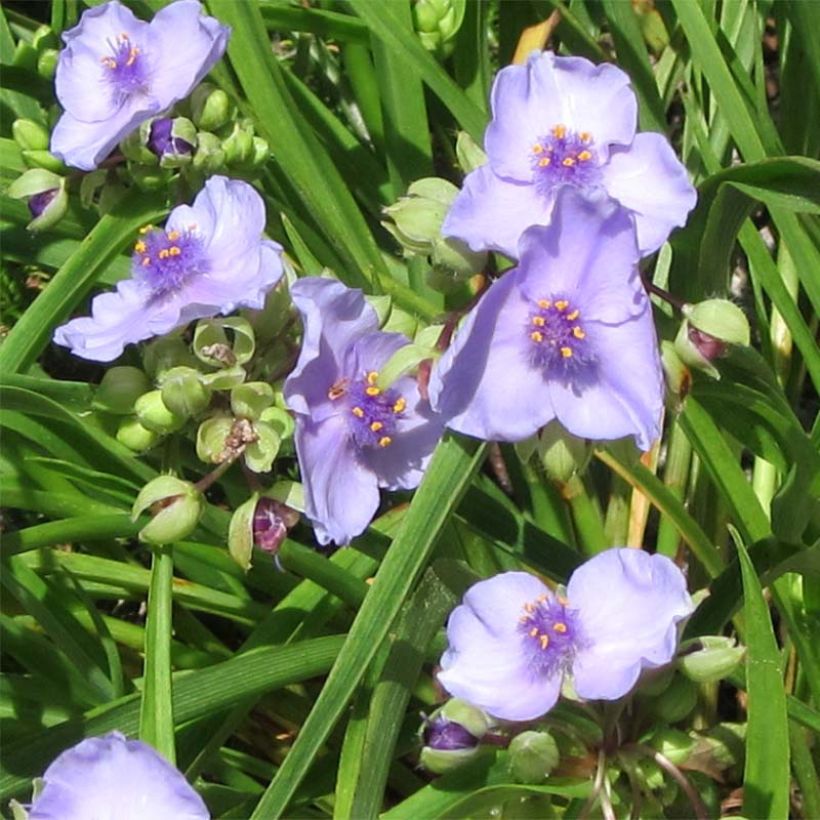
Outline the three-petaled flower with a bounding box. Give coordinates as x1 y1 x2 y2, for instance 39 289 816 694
54 175 283 361
430 190 664 450
443 50 696 259
28 731 209 819
51 0 229 170
438 548 693 721
284 278 444 545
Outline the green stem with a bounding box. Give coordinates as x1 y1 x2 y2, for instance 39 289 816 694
563 474 607 556
656 419 693 558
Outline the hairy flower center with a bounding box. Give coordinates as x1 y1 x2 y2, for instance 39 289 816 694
530 124 600 195
518 593 580 675
100 33 149 99
132 225 209 296
527 297 592 374
331 370 406 450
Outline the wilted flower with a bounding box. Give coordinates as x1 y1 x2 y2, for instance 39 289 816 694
51 0 229 171
284 278 444 545
430 190 663 450
443 50 696 259
438 548 693 721
27 731 209 819
53 175 283 361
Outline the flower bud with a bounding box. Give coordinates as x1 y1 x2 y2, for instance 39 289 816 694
129 163 173 192
228 493 299 570
455 131 488 174
678 636 746 683
508 731 560 784
116 417 159 452
675 299 750 379
223 122 254 165
196 414 235 464
134 390 187 434
32 25 58 51
648 728 694 766
645 674 698 723
13 118 49 151
419 699 491 774
231 382 275 420
194 317 255 368
159 366 211 418
242 418 281 474
250 136 270 167
142 335 198 378
660 340 691 400
37 48 59 79
148 117 197 168
119 120 158 165
192 131 226 173
131 475 203 545
536 420 590 483
190 83 234 131
94 366 151 414
21 149 66 174
7 168 68 232
412 0 465 58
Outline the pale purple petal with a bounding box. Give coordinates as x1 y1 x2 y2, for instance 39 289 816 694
429 269 557 442
442 164 550 258
569 549 693 700
345 330 409 378
29 731 209 820
294 414 380 545
602 132 697 254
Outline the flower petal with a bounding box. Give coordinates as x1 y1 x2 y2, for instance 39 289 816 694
29 731 209 820
430 269 557 442
294 414 380 545
569 549 693 701
602 132 697 254
442 164 549 259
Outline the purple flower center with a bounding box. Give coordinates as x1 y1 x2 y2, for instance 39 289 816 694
527 297 593 374
148 118 194 158
530 125 600 196
28 188 58 218
132 225 209 297
518 593 580 676
423 715 479 750
100 33 150 101
328 371 406 450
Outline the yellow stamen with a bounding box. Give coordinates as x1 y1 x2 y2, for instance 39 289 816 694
573 327 586 340
578 150 592 162
531 331 544 343
168 246 181 257
524 602 535 614
365 386 380 397
567 309 580 321
126 46 139 66
552 124 567 139
555 300 569 311
352 406 365 418
532 316 546 327
537 594 548 603
141 257 151 267
538 157 551 167
366 371 379 385
539 634 550 650
529 627 539 637
139 225 153 234
532 143 543 154
557 594 570 606
560 347 573 358
553 622 568 633
328 380 347 400
167 230 180 241
392 397 406 414
562 157 576 167
378 436 392 448
100 57 116 69
579 131 592 143
158 249 170 259
370 421 383 432
537 299 551 309
134 240 146 253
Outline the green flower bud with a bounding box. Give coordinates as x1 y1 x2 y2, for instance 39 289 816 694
228 493 258 571
536 420 590 483
192 131 226 173
260 405 295 440
231 382 275 420
32 25 58 51
678 636 746 683
199 364 247 391
190 83 234 131
243 420 280 473
120 120 158 165
134 390 186 434
37 48 59 80
131 475 203 545
9 797 28 820
116 417 159 452
508 731 560 784
660 339 691 399
79 169 108 208
675 300 750 379
455 131 488 174
223 123 254 165
646 674 698 723
412 0 465 58
242 279 291 343
250 136 269 167
21 149 66 174
159 366 212 418
129 163 173 192
196 414 235 463
12 41 37 71
12 118 49 151
142 334 198 378
194 317 255 367
430 236 486 283
419 745 481 775
94 366 151 414
418 698 492 774
638 664 676 697
648 728 695 766
6 168 68 232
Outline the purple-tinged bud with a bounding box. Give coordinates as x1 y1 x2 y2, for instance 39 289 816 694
28 188 58 218
423 715 478 751
7 168 67 231
148 117 196 161
675 299 750 379
132 475 204 545
419 698 492 774
228 492 300 570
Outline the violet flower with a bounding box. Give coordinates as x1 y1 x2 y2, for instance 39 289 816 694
51 0 229 171
54 175 283 362
438 548 693 721
28 731 209 819
429 190 664 450
444 50 696 258
284 278 444 545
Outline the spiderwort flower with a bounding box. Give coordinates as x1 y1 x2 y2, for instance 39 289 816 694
27 731 209 819
284 278 444 545
53 176 283 362
444 50 696 258
51 0 229 171
430 190 663 450
438 548 693 721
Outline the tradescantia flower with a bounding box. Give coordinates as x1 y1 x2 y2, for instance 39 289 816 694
54 175 283 362
443 50 696 259
438 548 693 721
429 189 663 450
27 731 209 819
51 0 229 171
284 278 444 545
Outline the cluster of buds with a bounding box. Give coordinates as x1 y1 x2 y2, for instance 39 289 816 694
412 0 466 59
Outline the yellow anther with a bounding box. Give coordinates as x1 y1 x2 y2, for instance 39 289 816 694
328 380 348 400
572 327 586 340
529 627 539 637
524 602 535 614
365 386 381 397
126 47 139 66
537 299 551 309
537 594 548 603
560 347 573 358
552 124 567 139
139 224 153 234
579 131 592 143
378 436 392 448
392 397 406 414
562 157 576 167
167 230 180 241
567 309 580 321
553 622 568 633
100 57 116 69
532 143 543 154
531 331 544 343
538 157 551 167
168 246 181 257
539 634 550 650
141 257 151 267
554 300 569 311
557 594 570 606
370 421 383 432
158 249 170 259
351 406 365 418
519 615 531 624
366 371 379 385
532 316 546 327
134 240 146 253
577 150 592 162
